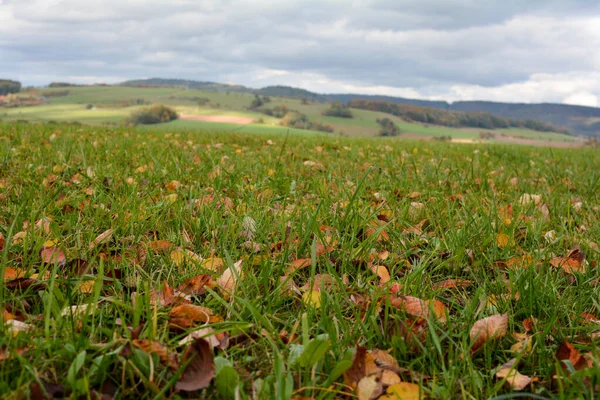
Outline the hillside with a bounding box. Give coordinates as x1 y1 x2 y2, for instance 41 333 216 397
120 78 600 136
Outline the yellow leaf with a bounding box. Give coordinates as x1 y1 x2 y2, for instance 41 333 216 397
380 382 421 400
302 290 321 308
496 233 510 248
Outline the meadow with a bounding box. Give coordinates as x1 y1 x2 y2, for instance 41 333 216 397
1 121 599 399
0 85 580 144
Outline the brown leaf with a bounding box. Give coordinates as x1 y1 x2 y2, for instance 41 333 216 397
344 347 381 389
175 338 215 392
433 279 472 290
371 264 391 284
178 274 215 296
132 339 179 371
389 296 430 320
495 359 532 391
470 313 509 353
556 341 589 372
40 247 66 266
0 232 4 251
148 240 174 254
89 229 114 250
523 317 537 332
170 304 218 329
426 299 447 323
550 247 585 273
288 258 311 273
370 349 400 372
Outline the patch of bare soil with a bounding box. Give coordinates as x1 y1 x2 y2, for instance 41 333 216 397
180 114 254 124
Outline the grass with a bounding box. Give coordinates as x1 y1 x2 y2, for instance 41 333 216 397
1 121 599 399
3 86 579 144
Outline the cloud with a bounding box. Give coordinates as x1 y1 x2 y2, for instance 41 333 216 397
1 0 599 106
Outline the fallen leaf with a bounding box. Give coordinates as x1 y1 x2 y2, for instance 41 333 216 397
166 180 182 192
426 299 447 323
357 375 383 400
288 258 311 273
433 279 472 290
178 274 215 296
344 347 380 389
389 296 431 320
132 339 179 371
3 267 25 281
556 341 589 372
302 291 321 308
0 232 4 251
216 260 243 296
550 247 585 273
496 233 510 248
170 248 202 267
148 240 174 254
495 359 532 391
379 382 421 400
201 257 225 272
371 265 391 284
89 229 114 250
175 338 215 392
40 247 66 266
170 304 218 329
470 313 509 353
178 327 222 349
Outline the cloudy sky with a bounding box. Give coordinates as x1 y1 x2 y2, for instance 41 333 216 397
2 0 600 106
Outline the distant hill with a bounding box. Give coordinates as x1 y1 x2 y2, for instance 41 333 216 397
255 86 328 102
121 78 251 93
121 78 600 136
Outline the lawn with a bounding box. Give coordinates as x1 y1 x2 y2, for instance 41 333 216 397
1 121 599 399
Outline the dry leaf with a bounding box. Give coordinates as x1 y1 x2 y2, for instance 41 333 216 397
470 313 509 353
178 274 214 296
201 257 225 272
495 359 532 391
89 229 114 250
3 267 25 281
148 240 174 254
288 258 311 273
302 291 321 308
40 247 66 266
132 339 179 371
170 248 202 267
216 260 243 296
170 304 217 328
344 347 380 389
175 338 215 392
379 382 421 400
550 247 585 273
496 233 510 248
556 341 590 372
357 375 383 400
433 279 472 290
371 265 391 284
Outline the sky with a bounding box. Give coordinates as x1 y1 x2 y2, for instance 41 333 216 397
2 0 600 106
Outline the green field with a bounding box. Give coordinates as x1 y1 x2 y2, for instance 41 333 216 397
1 121 599 399
0 85 580 144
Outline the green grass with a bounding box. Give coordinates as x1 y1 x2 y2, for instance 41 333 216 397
4 86 580 144
1 121 599 399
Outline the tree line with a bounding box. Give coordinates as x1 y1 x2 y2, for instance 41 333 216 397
347 99 569 134
0 80 21 95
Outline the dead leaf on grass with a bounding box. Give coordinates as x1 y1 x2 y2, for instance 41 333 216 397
132 339 179 371
495 358 532 391
175 338 215 392
550 247 585 274
470 313 508 353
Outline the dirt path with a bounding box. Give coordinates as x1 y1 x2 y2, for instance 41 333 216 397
180 114 254 124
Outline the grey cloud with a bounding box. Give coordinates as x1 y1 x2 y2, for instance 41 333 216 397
1 0 600 106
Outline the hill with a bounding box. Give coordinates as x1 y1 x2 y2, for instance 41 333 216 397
120 79 600 136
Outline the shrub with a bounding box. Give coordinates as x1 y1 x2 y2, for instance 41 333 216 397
250 95 264 109
377 118 400 137
322 101 353 118
127 105 179 125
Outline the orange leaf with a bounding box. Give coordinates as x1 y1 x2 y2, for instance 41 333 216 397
470 313 508 353
371 265 391 284
496 233 510 248
556 341 590 372
433 279 472 290
177 274 214 296
148 240 174 254
343 347 380 389
549 247 585 273
3 267 25 281
288 258 311 273
170 304 217 329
